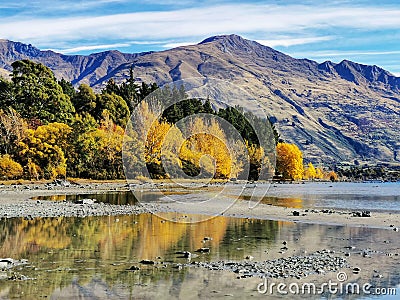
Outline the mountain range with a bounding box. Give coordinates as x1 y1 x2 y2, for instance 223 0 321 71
0 35 399 166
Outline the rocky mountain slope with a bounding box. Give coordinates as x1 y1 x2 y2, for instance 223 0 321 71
0 35 399 166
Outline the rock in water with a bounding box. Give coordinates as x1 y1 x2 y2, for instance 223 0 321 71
139 259 155 265
74 199 96 205
195 248 210 253
0 258 14 270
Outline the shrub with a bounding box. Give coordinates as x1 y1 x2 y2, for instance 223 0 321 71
0 154 23 179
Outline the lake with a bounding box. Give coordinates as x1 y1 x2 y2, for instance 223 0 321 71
239 182 400 212
0 182 399 299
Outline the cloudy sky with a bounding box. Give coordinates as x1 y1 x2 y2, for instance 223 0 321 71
1 0 400 75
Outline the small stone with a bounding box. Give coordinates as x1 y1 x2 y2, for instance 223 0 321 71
362 251 370 258
172 264 183 270
344 246 356 250
139 259 155 265
195 248 210 253
361 211 371 217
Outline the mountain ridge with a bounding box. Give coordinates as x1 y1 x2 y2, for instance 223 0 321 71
0 34 399 166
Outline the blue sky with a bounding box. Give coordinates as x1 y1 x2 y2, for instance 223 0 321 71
1 0 400 75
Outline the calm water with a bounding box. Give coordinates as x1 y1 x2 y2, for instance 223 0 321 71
33 192 139 205
0 212 399 299
33 182 400 212
2 182 399 299
243 182 400 212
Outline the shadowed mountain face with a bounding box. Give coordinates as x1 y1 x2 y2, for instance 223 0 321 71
0 35 399 165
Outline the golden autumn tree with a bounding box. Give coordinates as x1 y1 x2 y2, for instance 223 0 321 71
245 141 271 180
276 142 304 181
0 154 23 179
85 114 125 179
159 124 184 177
123 123 145 180
179 117 232 179
0 108 28 156
145 120 171 165
19 122 71 179
303 162 317 180
315 167 324 179
326 170 338 182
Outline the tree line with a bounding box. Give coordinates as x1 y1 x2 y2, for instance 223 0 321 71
0 60 155 179
0 59 336 181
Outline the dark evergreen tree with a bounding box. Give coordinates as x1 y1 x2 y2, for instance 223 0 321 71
58 78 76 99
72 84 97 115
11 60 75 123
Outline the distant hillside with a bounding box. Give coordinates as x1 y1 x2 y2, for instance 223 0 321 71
0 35 399 166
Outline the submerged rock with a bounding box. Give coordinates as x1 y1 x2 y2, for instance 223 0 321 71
195 248 210 253
176 251 192 258
0 258 28 270
139 259 155 265
0 259 14 270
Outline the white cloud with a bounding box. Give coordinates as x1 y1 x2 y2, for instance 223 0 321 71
256 36 333 47
2 3 400 49
50 40 170 54
50 43 131 54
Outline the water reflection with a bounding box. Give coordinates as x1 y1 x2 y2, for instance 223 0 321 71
238 195 304 208
33 192 139 205
0 214 281 298
0 214 281 262
0 212 399 299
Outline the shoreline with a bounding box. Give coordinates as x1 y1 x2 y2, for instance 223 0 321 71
0 181 399 230
0 181 400 231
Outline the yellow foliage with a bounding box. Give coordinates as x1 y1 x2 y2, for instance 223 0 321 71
0 108 28 155
123 124 145 179
326 170 339 182
245 141 271 179
276 142 304 181
315 167 324 179
0 154 23 179
303 162 317 180
27 158 40 180
82 119 125 178
178 117 233 179
145 120 171 164
19 122 71 179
